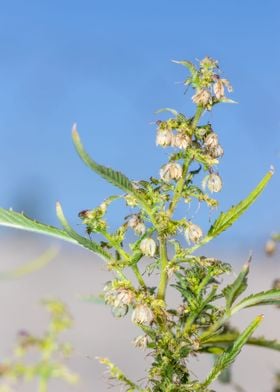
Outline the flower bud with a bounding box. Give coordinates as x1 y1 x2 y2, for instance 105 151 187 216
133 335 148 349
156 129 172 147
207 173 222 193
209 144 224 158
140 238 156 257
213 79 225 100
114 289 135 307
172 133 191 149
128 215 146 235
192 89 211 106
131 304 154 325
160 162 182 182
204 133 219 150
185 223 203 244
265 239 277 256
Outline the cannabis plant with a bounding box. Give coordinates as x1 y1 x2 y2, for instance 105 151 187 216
1 56 280 391
0 300 77 392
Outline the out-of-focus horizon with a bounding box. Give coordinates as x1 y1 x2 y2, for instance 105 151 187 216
1 0 280 250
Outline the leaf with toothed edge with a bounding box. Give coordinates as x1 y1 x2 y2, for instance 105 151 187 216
72 125 149 210
0 207 77 244
208 170 273 238
231 288 280 314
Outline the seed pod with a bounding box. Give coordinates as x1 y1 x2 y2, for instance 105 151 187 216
207 173 223 193
160 162 183 182
265 239 277 256
140 238 156 257
192 89 211 106
131 304 154 325
185 223 203 244
172 133 191 149
156 129 172 147
204 133 219 150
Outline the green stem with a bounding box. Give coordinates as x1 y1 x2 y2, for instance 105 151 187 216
39 378 48 392
157 238 169 300
132 264 146 288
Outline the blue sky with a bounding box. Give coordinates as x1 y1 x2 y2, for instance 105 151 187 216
1 0 280 250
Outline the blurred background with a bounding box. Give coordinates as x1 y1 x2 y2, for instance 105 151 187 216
0 0 280 391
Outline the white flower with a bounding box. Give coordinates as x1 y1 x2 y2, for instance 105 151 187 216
209 144 224 158
128 215 146 235
140 238 156 257
192 89 211 106
160 163 182 182
213 79 225 100
204 133 219 150
131 304 154 325
207 173 223 193
156 129 172 147
114 289 134 307
185 223 203 244
133 335 148 349
172 133 191 149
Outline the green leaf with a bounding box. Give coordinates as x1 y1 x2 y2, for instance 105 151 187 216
172 60 197 76
155 107 179 116
232 288 280 314
56 202 113 262
202 333 280 353
208 170 273 238
222 256 251 310
72 126 149 209
0 207 77 244
201 315 263 387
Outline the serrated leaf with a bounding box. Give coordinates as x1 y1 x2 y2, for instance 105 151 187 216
172 60 197 76
223 256 251 310
232 289 280 314
56 202 113 262
72 126 150 210
201 315 263 387
0 208 77 244
208 170 273 238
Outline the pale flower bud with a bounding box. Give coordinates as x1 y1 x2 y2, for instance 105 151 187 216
207 173 223 193
156 129 172 147
160 162 182 182
210 144 224 158
213 79 225 100
192 89 211 106
114 289 134 307
204 133 219 150
133 335 148 349
131 304 154 325
185 223 203 244
172 133 191 149
140 238 156 257
128 215 140 229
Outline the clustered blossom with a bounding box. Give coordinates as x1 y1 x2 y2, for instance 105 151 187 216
207 173 223 193
203 132 224 159
127 215 146 235
192 89 211 106
172 133 191 149
185 223 203 244
156 129 173 147
160 162 183 182
131 304 154 325
133 335 148 349
140 238 156 257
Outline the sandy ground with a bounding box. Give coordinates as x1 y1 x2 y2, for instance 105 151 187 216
0 233 279 392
